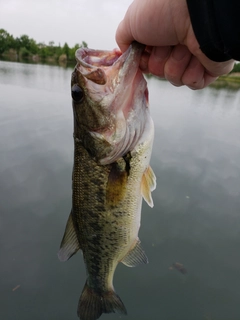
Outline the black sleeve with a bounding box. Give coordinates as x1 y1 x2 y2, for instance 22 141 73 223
186 0 240 62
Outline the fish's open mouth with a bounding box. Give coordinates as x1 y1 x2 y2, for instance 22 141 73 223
76 48 122 68
75 42 145 86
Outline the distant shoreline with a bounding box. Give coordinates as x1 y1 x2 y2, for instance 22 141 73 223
1 56 240 89
209 73 240 90
0 54 76 68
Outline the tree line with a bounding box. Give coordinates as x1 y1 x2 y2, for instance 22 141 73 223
231 62 240 73
1 28 240 73
0 28 87 61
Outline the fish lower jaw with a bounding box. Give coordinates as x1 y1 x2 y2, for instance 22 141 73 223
115 69 147 117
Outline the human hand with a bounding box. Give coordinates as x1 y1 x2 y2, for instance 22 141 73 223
116 0 234 89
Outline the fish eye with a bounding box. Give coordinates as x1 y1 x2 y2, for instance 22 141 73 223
71 84 84 102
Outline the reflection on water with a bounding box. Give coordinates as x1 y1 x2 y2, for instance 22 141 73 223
1 60 240 320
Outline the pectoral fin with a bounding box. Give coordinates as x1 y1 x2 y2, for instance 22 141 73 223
58 210 80 261
106 161 128 207
121 239 148 267
141 165 156 208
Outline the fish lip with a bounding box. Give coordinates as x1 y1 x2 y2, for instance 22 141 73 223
116 41 145 75
75 41 145 76
112 42 147 112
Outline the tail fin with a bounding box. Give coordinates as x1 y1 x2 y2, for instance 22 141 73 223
77 282 127 320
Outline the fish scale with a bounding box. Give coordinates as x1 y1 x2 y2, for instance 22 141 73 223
74 143 121 287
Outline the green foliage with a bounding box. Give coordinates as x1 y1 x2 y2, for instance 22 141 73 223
0 28 88 61
19 47 31 58
0 29 14 54
62 42 70 58
230 62 240 73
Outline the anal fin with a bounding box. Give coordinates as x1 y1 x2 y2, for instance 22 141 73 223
141 165 156 208
58 210 80 261
121 239 148 267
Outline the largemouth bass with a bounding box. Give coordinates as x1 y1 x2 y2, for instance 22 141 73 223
58 41 156 320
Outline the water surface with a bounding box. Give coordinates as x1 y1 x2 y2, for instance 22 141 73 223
1 60 240 320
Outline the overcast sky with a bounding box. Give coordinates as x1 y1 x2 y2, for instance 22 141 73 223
0 0 133 49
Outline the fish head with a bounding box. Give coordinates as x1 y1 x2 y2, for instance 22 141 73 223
71 42 150 164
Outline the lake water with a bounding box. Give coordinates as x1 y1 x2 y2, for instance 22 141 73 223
1 60 240 320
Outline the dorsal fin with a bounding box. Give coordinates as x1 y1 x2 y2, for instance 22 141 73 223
58 210 80 261
141 165 156 208
121 239 148 267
